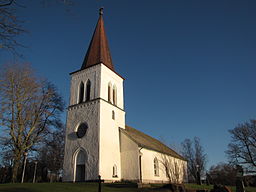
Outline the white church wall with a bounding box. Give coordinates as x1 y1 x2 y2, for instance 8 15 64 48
63 101 100 182
63 66 102 182
98 65 125 181
98 97 125 181
120 132 140 181
100 64 124 110
161 154 187 184
69 65 101 106
140 148 187 184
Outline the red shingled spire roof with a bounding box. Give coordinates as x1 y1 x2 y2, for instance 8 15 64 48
81 8 114 71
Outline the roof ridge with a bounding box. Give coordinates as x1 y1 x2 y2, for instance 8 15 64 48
124 125 186 160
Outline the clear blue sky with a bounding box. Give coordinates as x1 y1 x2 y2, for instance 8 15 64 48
1 0 256 169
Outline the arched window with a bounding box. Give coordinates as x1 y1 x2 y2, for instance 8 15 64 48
112 164 117 177
112 110 115 120
85 80 91 101
154 157 159 176
75 150 85 181
78 82 84 104
108 82 112 103
113 85 117 105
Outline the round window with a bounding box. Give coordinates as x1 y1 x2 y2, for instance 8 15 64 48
76 123 88 138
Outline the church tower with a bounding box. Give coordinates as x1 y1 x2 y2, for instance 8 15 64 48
63 8 125 182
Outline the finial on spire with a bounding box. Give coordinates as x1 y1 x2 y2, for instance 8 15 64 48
99 7 104 15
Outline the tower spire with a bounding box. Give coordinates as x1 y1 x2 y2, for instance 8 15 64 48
81 8 114 71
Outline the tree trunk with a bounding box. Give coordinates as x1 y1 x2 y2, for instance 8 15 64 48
12 151 22 183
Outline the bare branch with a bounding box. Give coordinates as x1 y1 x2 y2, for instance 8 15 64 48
0 4 26 56
226 120 256 170
181 137 207 182
0 0 14 7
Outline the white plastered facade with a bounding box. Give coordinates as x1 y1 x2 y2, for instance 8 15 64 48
139 148 187 183
63 64 125 182
119 132 187 183
98 64 125 181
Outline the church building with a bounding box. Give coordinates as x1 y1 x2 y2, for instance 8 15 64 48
63 9 187 183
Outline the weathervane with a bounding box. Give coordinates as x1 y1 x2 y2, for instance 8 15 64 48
99 7 104 15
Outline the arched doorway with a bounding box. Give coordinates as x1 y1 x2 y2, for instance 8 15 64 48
75 150 86 182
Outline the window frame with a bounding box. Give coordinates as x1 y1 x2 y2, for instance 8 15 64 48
113 85 117 105
108 82 112 103
76 123 88 138
154 157 159 177
78 82 84 104
85 80 91 101
112 110 115 120
112 164 118 178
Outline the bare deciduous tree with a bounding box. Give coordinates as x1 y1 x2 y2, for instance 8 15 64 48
160 154 186 184
181 137 207 182
0 63 64 182
0 0 25 55
226 120 256 170
38 127 64 177
208 163 237 186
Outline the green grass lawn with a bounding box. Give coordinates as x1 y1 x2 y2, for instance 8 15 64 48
0 182 138 192
0 182 171 192
185 183 256 192
0 183 255 192
185 183 213 190
0 182 151 192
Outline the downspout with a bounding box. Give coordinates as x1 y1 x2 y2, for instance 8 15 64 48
139 147 143 183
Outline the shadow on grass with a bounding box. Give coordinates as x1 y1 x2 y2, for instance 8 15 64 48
105 183 173 192
0 187 34 192
105 183 138 188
